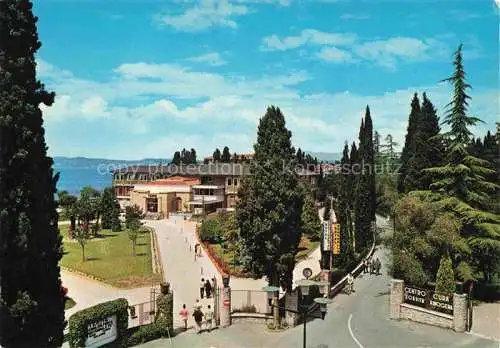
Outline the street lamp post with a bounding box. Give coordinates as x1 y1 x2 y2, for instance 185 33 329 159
263 278 331 348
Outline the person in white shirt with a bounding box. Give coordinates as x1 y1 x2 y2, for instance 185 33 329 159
205 304 214 332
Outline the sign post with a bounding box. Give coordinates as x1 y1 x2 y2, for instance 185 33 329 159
85 315 118 348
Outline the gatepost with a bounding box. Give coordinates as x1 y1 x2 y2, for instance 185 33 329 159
220 275 231 327
453 293 467 332
390 279 404 319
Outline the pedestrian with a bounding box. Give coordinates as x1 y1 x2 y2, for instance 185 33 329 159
205 304 214 332
192 306 204 334
363 259 368 273
194 244 198 261
179 304 189 331
200 278 205 299
375 257 381 275
368 258 373 274
205 278 212 298
193 299 201 310
346 273 354 294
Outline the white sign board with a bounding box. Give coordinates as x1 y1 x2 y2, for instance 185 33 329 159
322 220 331 251
85 315 117 348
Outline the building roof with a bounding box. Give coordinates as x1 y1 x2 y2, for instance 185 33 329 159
113 162 318 177
148 176 200 186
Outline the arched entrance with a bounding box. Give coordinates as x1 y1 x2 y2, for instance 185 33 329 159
171 197 183 212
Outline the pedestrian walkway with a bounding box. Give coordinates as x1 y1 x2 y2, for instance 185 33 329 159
62 270 152 321
145 219 217 329
471 301 500 341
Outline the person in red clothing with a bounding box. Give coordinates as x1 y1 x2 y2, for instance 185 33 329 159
179 304 189 331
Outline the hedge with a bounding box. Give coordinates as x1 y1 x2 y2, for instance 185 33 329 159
68 298 129 348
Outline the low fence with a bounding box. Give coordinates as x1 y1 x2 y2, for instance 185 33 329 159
231 290 270 315
329 230 377 298
128 300 156 328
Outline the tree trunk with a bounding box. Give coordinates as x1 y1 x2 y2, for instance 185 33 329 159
70 216 76 231
133 241 136 256
272 272 279 327
82 246 85 262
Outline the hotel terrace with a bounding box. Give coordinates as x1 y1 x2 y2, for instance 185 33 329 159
112 163 319 218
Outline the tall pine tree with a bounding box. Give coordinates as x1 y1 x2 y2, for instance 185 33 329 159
337 143 354 265
398 93 421 192
0 1 65 345
221 146 231 162
237 106 303 294
404 93 443 191
423 45 500 283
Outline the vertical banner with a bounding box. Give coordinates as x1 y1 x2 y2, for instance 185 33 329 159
322 220 331 251
333 223 341 255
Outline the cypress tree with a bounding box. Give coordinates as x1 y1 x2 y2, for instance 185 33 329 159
398 93 421 193
349 142 359 200
300 188 321 241
190 148 197 164
405 93 443 191
101 187 121 231
0 1 65 346
337 143 354 266
354 107 376 251
213 148 221 162
435 254 455 294
237 106 302 293
221 146 231 162
171 151 181 165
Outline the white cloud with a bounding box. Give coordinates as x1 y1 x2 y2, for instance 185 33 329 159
353 37 449 69
261 30 453 69
340 13 370 20
155 0 249 32
316 46 354 63
39 60 498 159
186 52 228 66
261 29 357 51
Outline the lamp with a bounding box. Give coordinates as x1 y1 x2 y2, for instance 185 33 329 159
314 297 332 320
296 279 317 297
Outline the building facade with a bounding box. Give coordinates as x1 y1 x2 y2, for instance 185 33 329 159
113 163 318 216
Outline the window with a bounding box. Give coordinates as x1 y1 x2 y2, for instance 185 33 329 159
227 177 232 186
234 178 238 186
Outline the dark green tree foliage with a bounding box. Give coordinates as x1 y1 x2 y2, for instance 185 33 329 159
373 130 381 155
300 187 321 241
190 148 197 164
213 148 221 162
349 142 359 199
100 187 121 231
0 1 65 345
421 45 500 283
323 202 331 221
336 143 354 266
296 148 304 165
398 93 421 193
221 146 231 162
435 254 456 294
125 205 143 229
237 106 303 291
404 93 443 191
171 151 181 165
58 190 78 230
354 107 376 251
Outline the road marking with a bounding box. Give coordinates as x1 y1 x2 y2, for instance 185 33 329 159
348 314 364 348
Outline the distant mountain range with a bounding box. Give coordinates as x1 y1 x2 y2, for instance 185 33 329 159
52 157 171 170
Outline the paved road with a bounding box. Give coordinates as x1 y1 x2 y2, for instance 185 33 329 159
141 216 498 348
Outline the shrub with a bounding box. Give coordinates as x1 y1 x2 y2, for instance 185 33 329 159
199 219 222 243
68 298 129 348
435 254 455 294
126 323 168 347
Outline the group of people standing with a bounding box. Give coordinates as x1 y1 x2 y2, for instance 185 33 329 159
179 300 215 334
200 277 215 299
363 257 381 275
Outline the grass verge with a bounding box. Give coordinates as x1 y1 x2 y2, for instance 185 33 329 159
60 225 162 288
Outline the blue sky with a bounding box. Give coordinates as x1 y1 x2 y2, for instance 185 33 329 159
34 0 499 159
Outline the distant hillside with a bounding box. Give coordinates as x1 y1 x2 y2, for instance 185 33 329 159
305 152 341 163
53 157 171 170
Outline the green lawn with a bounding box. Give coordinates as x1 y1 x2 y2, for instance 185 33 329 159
60 225 161 288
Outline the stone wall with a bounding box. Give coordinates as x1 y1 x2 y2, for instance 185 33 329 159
400 303 453 329
390 279 468 332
